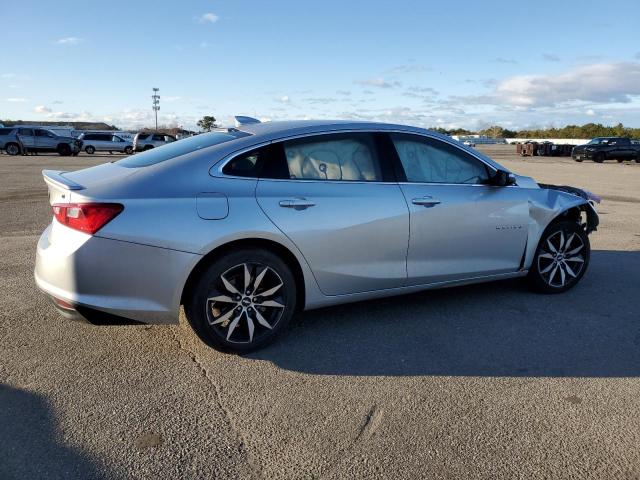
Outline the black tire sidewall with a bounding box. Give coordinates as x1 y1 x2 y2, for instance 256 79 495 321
85 146 95 154
185 248 297 353
58 144 71 156
6 143 20 155
528 220 590 293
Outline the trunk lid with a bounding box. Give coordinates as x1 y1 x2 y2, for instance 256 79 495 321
43 162 138 205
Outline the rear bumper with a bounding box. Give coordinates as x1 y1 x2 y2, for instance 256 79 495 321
34 223 200 324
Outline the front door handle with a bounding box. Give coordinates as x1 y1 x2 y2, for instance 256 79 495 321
412 196 441 207
279 198 316 209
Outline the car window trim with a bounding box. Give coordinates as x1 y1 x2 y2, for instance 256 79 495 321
211 129 498 181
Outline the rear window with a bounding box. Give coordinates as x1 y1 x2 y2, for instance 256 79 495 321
137 133 150 140
117 131 251 168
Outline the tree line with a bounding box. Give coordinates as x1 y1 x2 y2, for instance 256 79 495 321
430 123 640 139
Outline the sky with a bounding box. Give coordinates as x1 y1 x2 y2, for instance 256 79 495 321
2 0 640 131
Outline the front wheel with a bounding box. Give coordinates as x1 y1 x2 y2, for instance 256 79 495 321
528 221 590 293
57 144 72 156
593 152 605 163
85 145 95 154
185 248 298 353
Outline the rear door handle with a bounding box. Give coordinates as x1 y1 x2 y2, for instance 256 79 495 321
412 196 441 206
279 198 316 209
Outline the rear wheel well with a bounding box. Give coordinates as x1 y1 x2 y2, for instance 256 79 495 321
180 238 306 311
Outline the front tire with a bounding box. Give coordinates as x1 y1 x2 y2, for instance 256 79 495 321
185 248 298 353
593 152 605 163
57 144 71 156
528 221 590 293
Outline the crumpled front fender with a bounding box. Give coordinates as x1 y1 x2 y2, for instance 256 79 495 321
523 187 598 269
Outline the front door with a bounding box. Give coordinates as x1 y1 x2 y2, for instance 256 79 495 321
388 133 529 285
255 132 409 295
35 129 57 151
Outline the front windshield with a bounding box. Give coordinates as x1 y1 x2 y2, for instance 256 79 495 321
117 131 251 167
587 138 602 145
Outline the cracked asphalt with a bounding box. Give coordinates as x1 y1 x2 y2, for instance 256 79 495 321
1 146 639 479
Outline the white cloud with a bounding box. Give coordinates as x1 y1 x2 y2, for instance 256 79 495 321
277 95 290 103
55 37 83 45
1 73 16 79
34 105 52 113
5 97 27 102
492 62 640 107
163 96 182 102
354 78 402 89
585 108 596 116
198 13 219 24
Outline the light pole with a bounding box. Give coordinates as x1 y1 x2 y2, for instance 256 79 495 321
152 88 160 131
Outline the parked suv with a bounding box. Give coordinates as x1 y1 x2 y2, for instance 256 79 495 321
0 126 81 156
572 137 640 163
132 132 176 152
78 132 133 155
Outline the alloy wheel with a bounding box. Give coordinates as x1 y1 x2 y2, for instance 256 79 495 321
205 263 286 344
536 229 586 288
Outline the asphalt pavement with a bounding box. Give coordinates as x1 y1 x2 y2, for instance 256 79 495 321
1 147 639 479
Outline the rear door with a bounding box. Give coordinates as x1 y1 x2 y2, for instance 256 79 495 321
17 128 36 149
255 132 410 295
388 133 529 285
97 133 112 150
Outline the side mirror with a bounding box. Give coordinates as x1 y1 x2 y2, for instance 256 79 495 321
491 170 516 187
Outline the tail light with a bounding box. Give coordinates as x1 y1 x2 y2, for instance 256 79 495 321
52 203 124 234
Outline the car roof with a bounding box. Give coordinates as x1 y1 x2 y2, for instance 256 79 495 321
237 119 427 140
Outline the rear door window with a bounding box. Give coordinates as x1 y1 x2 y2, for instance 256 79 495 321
280 133 384 181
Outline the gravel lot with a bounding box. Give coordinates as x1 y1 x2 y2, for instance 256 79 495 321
1 146 639 479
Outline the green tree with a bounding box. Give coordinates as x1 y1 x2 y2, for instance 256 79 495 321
197 116 217 131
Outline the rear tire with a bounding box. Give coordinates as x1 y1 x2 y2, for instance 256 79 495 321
85 146 95 154
5 143 20 156
528 220 590 294
185 248 298 353
635 153 640 164
124 146 133 155
593 152 605 163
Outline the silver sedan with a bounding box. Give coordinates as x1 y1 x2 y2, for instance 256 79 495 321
35 120 600 352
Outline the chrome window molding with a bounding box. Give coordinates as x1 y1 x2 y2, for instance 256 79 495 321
209 128 499 182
